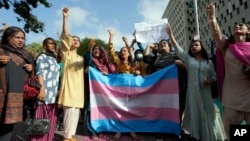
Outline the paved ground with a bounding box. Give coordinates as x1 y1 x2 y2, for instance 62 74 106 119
9 121 195 141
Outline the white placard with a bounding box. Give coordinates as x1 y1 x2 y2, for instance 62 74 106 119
135 19 169 43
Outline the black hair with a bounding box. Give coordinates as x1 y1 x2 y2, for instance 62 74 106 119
159 39 171 46
1 26 25 45
119 47 134 65
188 40 209 63
72 35 80 42
134 49 142 55
92 45 103 58
159 39 173 51
153 42 159 47
43 37 56 46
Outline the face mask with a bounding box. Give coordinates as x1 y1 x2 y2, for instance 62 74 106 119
136 53 143 61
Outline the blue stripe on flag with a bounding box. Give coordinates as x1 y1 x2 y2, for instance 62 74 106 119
91 119 181 135
89 64 178 87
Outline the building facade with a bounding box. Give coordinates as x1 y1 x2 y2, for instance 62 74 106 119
162 0 250 56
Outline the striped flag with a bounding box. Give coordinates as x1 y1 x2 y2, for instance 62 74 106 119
89 64 180 136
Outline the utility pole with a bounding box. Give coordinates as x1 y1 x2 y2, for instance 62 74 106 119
193 0 200 40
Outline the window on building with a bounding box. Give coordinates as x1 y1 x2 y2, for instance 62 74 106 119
232 4 235 10
236 7 240 14
230 13 232 18
242 18 245 23
240 0 243 5
226 9 229 15
244 2 248 9
228 26 231 33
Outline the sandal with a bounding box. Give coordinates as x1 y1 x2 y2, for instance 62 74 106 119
63 137 77 141
130 132 138 140
91 134 99 141
114 132 121 140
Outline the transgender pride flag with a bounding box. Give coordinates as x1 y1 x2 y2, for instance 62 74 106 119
89 64 180 136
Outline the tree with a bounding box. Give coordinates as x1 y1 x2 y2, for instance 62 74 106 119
0 0 52 33
26 42 43 58
78 37 108 56
24 37 108 59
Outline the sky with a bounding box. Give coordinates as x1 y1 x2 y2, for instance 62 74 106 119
0 0 169 50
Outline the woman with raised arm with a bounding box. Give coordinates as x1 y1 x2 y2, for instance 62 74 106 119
84 39 116 140
131 31 150 77
107 29 140 140
57 7 84 141
207 2 250 140
167 23 217 141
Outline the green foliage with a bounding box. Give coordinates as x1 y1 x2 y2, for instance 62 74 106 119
26 42 43 52
25 42 43 59
25 37 108 58
78 37 108 56
0 0 52 33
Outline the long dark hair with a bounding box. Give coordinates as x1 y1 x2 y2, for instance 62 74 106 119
119 46 134 65
1 26 25 46
188 40 209 63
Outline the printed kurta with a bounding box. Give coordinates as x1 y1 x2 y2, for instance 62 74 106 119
30 53 60 141
174 43 216 141
36 53 60 104
57 34 84 108
108 43 136 74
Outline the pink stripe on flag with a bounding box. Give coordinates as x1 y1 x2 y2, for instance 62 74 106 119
91 107 179 123
90 79 178 98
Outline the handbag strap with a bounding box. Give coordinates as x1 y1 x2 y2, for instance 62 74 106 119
34 100 50 118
